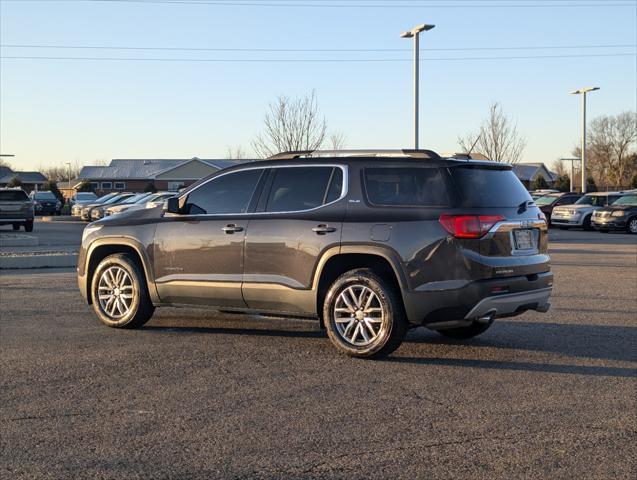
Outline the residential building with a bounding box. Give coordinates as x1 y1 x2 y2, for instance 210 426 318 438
512 163 557 189
75 158 239 194
0 167 48 192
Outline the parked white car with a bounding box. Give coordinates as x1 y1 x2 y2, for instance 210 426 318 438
105 192 175 217
551 192 625 230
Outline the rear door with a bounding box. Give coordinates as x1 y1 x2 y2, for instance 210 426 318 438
242 165 346 314
154 168 265 307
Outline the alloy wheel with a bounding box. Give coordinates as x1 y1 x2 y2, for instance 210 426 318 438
629 218 637 234
333 285 385 346
97 266 134 319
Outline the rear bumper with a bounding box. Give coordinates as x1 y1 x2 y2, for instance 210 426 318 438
403 272 553 326
0 215 33 225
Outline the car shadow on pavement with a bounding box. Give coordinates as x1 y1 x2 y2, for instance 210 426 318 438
399 320 637 377
386 356 636 378
143 324 326 339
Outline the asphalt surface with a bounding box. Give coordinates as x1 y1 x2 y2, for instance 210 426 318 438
0 218 85 248
1 231 636 479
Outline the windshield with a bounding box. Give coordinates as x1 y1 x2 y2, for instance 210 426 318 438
104 195 129 205
613 195 637 206
450 166 532 207
0 190 29 201
34 191 57 200
132 193 154 204
575 195 616 207
534 195 558 206
95 193 117 203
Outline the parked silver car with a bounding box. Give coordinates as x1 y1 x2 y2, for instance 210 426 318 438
105 192 175 217
551 192 624 230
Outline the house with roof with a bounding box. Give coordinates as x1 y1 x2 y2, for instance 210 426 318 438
0 167 48 192
75 157 239 194
512 163 556 189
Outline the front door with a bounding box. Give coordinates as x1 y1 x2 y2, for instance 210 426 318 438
154 168 265 307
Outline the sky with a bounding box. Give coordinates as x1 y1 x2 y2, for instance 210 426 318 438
0 0 636 171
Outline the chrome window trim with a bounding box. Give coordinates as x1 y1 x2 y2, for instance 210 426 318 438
171 164 349 217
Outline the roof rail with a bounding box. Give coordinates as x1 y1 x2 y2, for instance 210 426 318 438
266 149 441 160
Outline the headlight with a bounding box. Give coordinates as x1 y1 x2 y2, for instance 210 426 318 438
34 202 41 208
82 224 103 242
611 211 625 217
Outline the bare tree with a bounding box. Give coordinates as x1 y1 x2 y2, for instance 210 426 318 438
550 158 568 177
458 102 526 164
329 131 347 150
572 111 636 188
252 90 328 159
225 145 248 160
38 159 83 182
0 157 12 169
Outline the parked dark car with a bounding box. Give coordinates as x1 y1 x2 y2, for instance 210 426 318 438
30 190 62 216
0 188 34 231
78 150 553 358
591 194 637 233
534 192 583 226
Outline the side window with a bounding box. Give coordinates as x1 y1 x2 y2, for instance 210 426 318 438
365 167 451 207
185 169 262 215
266 167 339 213
325 168 344 204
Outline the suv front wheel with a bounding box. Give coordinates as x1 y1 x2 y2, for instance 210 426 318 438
323 268 407 359
91 253 155 328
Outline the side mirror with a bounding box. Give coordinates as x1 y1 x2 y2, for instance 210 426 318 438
165 196 182 214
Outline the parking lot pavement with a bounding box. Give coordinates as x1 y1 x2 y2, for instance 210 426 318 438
0 219 85 249
1 235 635 479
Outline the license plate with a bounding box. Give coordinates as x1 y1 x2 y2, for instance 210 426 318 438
514 229 533 250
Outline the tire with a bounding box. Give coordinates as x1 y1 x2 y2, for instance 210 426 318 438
627 217 637 235
583 215 593 231
12 224 19 231
91 253 154 328
323 268 408 359
437 321 492 339
24 221 33 232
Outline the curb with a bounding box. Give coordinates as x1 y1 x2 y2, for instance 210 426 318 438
0 253 78 269
0 235 39 247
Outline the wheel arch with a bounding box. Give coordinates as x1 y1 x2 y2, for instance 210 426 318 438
313 246 408 325
85 238 157 305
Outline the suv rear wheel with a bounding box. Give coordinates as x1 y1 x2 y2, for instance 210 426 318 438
91 253 154 328
323 268 407 359
627 217 637 234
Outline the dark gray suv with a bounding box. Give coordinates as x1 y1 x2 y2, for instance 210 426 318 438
78 150 552 358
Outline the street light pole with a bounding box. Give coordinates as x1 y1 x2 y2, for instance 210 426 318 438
401 24 435 150
570 87 599 193
560 158 581 192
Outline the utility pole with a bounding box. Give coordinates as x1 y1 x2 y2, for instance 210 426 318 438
401 24 435 149
67 162 72 206
570 87 599 193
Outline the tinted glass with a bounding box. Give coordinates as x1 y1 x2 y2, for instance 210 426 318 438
450 167 531 207
76 193 96 200
325 168 344 204
266 167 334 212
0 190 28 201
104 195 131 205
365 167 451 207
613 195 637 206
186 169 262 215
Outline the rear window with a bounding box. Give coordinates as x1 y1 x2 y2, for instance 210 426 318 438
364 168 451 207
0 190 29 201
450 167 532 207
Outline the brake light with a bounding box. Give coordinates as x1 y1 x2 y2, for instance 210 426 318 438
439 214 505 239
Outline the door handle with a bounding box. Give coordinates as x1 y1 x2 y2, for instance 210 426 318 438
222 224 244 234
312 224 337 235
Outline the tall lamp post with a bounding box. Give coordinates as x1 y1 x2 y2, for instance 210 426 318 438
66 162 72 207
570 87 599 193
401 23 435 150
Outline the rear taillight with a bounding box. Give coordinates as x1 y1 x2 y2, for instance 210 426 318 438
439 214 505 239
